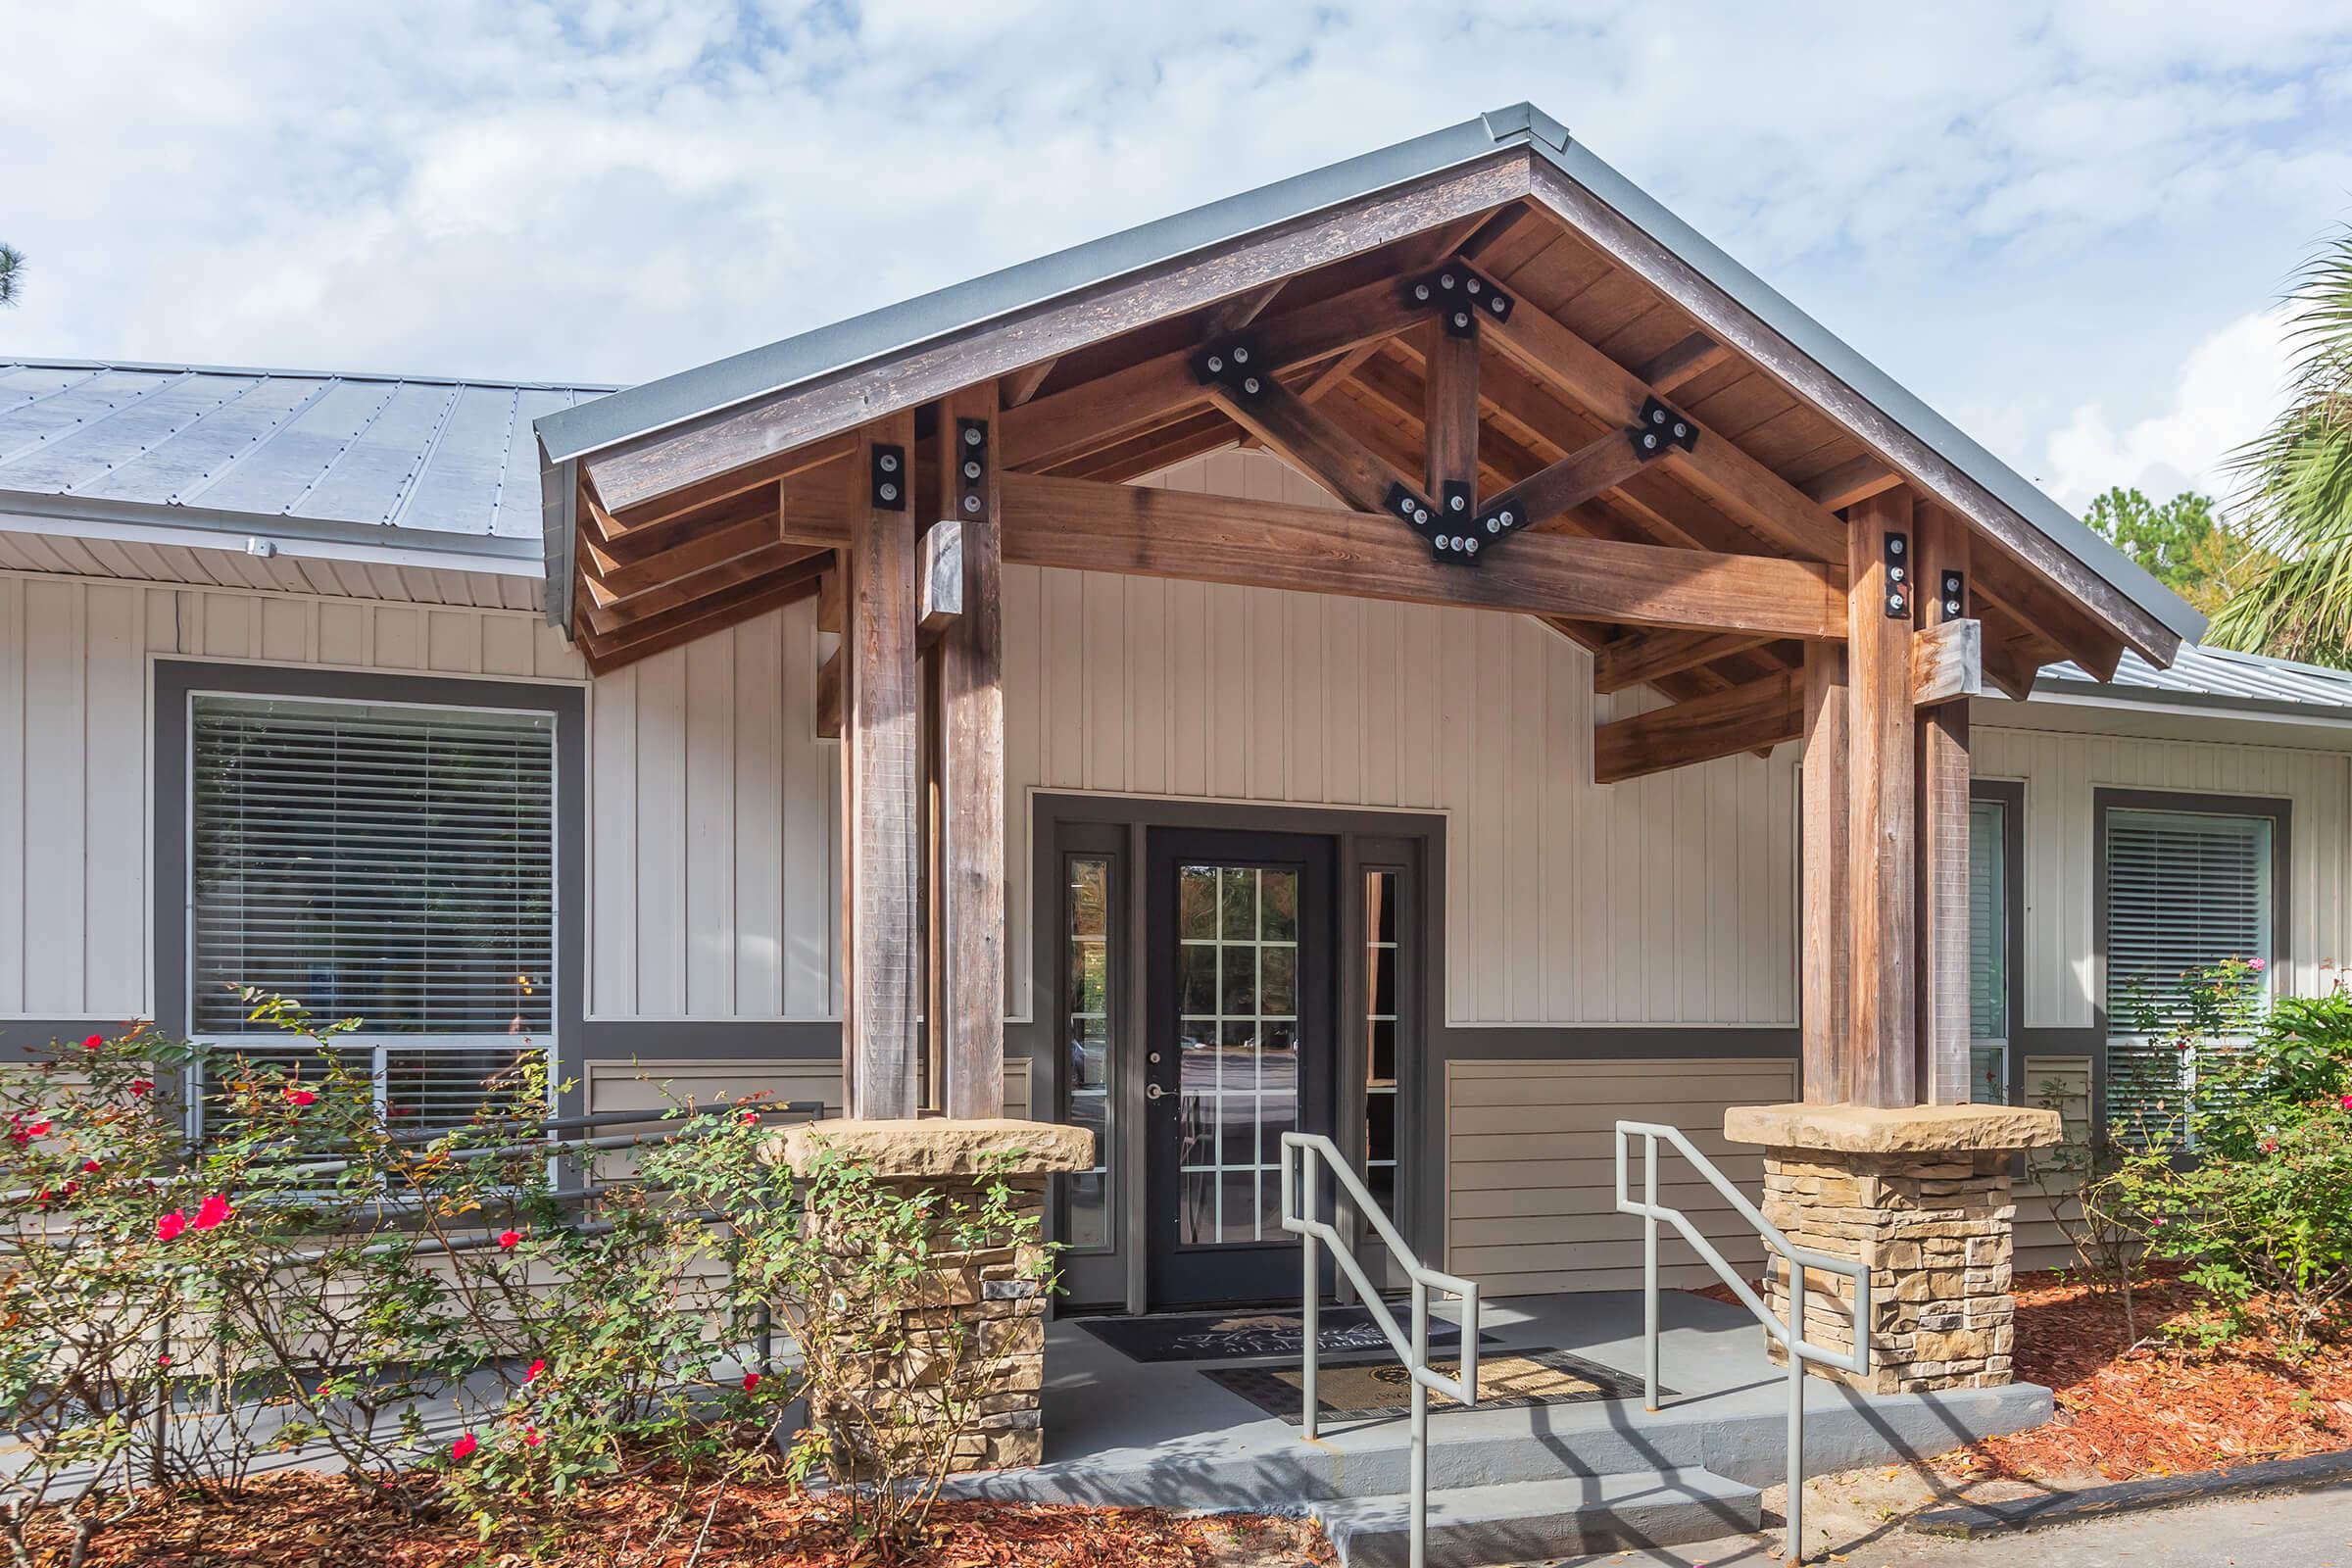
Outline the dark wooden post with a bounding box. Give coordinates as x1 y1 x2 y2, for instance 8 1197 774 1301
842 411 921 1120
1917 504 1974 1104
1846 488 1919 1107
1799 639 1849 1102
938 385 1006 1118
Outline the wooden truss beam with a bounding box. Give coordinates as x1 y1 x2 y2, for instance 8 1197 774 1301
1592 669 1802 784
1591 628 1777 694
1474 429 1651 538
1001 473 1847 638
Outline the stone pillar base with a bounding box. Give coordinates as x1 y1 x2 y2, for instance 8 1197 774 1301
1724 1102 2060 1396
774 1117 1094 1474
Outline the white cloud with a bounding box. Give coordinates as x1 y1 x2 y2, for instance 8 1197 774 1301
2042 310 2292 511
0 0 2350 528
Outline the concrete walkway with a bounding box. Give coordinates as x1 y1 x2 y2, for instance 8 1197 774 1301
948 1290 2049 1511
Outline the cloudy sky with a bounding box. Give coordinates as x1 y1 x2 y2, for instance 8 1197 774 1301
7 1 2352 512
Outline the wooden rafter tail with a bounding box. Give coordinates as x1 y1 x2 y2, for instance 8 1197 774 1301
580 541 831 638
1803 454 1903 511
1592 669 1802 784
1632 331 1730 393
596 430 856 536
579 558 828 673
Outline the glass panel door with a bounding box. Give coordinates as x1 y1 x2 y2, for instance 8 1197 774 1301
1146 829 1334 1308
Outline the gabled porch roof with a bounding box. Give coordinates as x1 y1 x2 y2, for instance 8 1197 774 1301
532 102 2200 686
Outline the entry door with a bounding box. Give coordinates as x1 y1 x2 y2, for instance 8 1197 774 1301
1144 828 1337 1308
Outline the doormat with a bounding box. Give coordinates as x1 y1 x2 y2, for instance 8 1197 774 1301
1202 1347 1655 1423
1078 1306 1487 1364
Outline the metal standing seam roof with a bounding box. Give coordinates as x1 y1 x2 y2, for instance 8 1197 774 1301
0 359 616 566
528 101 2204 652
2044 643 2352 718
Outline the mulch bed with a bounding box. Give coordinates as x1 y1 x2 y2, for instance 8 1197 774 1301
1941 1269 2352 1483
36 1473 1332 1568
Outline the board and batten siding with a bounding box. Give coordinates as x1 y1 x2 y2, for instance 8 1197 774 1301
1446 1056 1799 1296
1972 725 2352 1029
0 571 579 1021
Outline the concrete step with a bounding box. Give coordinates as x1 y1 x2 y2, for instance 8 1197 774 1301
1310 1468 1760 1568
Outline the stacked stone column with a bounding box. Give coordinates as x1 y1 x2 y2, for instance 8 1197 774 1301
1724 1103 2060 1396
775 1118 1093 1476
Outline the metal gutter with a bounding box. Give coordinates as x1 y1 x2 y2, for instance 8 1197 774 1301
0 489 543 576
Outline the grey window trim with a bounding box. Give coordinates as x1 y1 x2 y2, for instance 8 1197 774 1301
1971 778 2026 1104
153 661 586 1128
2090 786 2290 1130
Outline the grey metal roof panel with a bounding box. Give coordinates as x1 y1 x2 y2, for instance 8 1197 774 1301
0 360 612 550
2043 643 2352 715
531 101 2198 651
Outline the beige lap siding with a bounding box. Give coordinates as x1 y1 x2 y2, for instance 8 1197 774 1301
1445 1055 1798 1297
2014 1054 2093 1275
580 1056 1032 1123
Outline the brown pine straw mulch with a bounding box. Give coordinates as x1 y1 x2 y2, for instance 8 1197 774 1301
1941 1269 2352 1483
36 1474 1332 1568
1696 1270 2352 1483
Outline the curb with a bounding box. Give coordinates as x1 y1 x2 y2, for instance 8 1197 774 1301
1912 1448 2352 1539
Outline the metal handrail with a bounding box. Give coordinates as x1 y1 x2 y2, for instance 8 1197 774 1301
1280 1132 1478 1568
1614 1120 1871 1568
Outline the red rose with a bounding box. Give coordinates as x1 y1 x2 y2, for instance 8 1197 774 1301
451 1433 477 1462
525 1357 546 1384
128 1079 153 1097
285 1088 317 1107
155 1210 187 1242
742 1372 760 1394
497 1229 521 1250
81 1159 101 1174
192 1194 231 1231
741 1109 760 1125
83 1034 103 1052
521 1426 543 1448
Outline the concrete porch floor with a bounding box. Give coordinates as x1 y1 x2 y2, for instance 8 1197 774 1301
947 1290 2051 1513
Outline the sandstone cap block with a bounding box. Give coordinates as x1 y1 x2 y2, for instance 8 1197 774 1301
773 1116 1096 1178
1724 1102 2062 1154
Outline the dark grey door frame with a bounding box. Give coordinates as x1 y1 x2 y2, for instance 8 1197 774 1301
1022 793 1443 1315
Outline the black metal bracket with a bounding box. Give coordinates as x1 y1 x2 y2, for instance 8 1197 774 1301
1937 568 1966 621
1384 480 1491 564
1629 397 1700 462
1884 530 1912 618
869 444 907 511
1403 260 1514 337
1192 333 1270 404
954 418 989 517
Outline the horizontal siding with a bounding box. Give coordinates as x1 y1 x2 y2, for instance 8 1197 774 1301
2015 1054 2092 1275
1445 1055 1797 1297
1975 724 2352 1029
584 1057 1032 1120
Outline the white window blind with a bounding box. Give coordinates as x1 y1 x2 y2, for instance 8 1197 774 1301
2102 807 2273 1128
1967 798 2009 1104
190 696 555 1042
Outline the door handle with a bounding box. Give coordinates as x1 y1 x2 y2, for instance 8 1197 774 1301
1145 1083 1169 1101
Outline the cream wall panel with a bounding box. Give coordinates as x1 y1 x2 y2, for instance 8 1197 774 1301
1974 723 2352 1028
0 571 582 1021
1446 1056 1799 1296
992 449 1802 1028
580 599 838 1021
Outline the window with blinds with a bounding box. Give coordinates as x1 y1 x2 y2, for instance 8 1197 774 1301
2102 807 2274 1130
1967 798 2010 1104
190 695 555 1130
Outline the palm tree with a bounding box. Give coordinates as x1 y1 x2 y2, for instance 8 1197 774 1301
0 243 22 308
2205 226 2352 664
